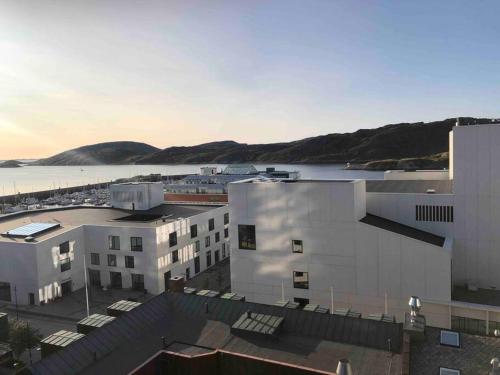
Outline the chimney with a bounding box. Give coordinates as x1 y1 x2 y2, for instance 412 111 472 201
169 276 185 293
336 359 353 375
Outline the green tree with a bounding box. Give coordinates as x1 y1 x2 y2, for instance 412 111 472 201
9 320 42 363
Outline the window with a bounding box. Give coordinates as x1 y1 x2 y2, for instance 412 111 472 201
195 240 200 253
451 315 500 336
416 205 454 222
238 225 256 250
215 232 220 243
209 218 215 231
131 274 144 291
109 235 120 250
172 250 179 263
0 282 11 302
224 228 229 238
205 236 211 247
292 240 303 253
293 271 309 289
439 368 460 375
190 224 198 238
60 258 71 272
194 256 200 274
206 251 212 267
440 330 460 348
59 241 70 254
215 250 220 263
125 256 135 269
108 254 117 267
169 232 177 247
224 213 229 225
222 243 226 258
131 237 143 252
90 253 100 266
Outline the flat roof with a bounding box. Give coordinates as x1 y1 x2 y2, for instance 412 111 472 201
452 285 500 307
366 180 453 194
31 293 403 375
0 204 221 243
360 214 446 247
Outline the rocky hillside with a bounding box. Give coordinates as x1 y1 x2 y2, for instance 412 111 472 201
36 142 160 166
37 118 500 166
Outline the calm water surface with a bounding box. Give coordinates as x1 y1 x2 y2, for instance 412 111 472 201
0 164 384 195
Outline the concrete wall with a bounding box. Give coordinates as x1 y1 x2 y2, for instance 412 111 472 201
452 124 500 288
366 192 454 237
110 182 164 211
229 180 451 326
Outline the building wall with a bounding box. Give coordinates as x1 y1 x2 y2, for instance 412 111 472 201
110 183 164 211
229 180 451 326
384 170 450 180
366 192 454 237
452 124 500 289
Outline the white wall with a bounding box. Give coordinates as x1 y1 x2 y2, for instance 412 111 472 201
110 182 164 210
229 180 451 326
366 192 454 237
452 124 500 288
384 170 450 180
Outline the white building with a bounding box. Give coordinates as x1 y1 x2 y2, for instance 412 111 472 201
230 124 500 332
0 185 229 305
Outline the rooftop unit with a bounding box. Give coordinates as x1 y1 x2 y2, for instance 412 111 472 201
106 300 142 317
77 314 116 334
40 330 85 358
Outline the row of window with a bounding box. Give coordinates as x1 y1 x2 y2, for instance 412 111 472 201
88 269 145 291
90 253 137 268
238 224 304 254
189 213 229 240
108 236 143 251
415 205 454 222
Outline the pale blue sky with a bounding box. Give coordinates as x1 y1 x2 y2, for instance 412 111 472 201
0 0 499 158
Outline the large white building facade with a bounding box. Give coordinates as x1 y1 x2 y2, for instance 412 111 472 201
0 183 229 305
229 124 500 331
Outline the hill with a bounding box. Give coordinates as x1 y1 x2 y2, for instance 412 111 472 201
0 160 22 168
36 141 160 166
136 117 499 166
36 118 500 167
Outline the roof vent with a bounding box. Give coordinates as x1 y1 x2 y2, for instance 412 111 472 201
24 236 35 242
491 358 500 375
426 189 436 194
336 359 353 375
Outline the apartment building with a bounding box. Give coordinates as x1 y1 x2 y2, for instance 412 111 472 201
0 183 229 305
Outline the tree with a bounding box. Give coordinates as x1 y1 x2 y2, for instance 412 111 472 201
9 320 42 363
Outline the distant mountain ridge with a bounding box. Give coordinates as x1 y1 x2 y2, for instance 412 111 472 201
37 141 160 166
35 118 500 167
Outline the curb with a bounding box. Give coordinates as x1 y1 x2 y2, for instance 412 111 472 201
4 306 82 323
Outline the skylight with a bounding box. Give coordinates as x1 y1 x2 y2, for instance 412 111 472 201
439 368 460 375
440 330 460 348
2 222 61 238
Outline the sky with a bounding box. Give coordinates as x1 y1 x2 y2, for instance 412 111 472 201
0 1 499 159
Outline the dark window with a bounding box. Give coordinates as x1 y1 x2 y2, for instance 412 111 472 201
195 240 200 252
131 274 144 291
215 250 220 263
110 271 122 288
108 254 117 267
0 282 11 302
224 213 229 225
60 258 71 272
185 267 190 280
190 224 198 238
222 243 226 258
206 251 212 267
89 270 101 287
131 237 143 252
292 240 303 253
194 256 200 274
293 271 309 289
109 235 120 250
238 225 256 250
125 256 135 268
59 241 70 254
90 253 100 266
215 232 220 243
224 228 229 238
172 250 179 263
169 232 177 247
205 236 211 247
209 218 215 231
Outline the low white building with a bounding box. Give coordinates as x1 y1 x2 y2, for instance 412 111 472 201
0 189 229 305
230 123 500 332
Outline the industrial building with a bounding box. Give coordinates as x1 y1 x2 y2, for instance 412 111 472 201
0 182 229 305
229 123 500 332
